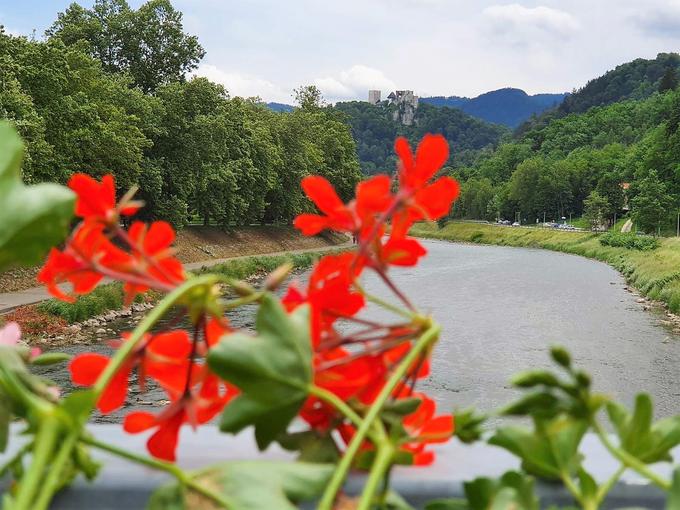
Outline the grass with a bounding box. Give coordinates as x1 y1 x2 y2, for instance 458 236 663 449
411 221 680 313
36 250 341 323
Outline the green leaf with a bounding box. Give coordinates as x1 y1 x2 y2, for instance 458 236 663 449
455 471 539 510
606 393 680 463
59 390 96 427
0 122 74 272
277 430 340 463
499 391 560 418
207 294 312 449
577 466 598 503
511 370 561 388
454 407 486 444
146 461 333 510
30 352 72 366
489 417 587 480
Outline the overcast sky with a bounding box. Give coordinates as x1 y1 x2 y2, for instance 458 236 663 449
3 0 680 103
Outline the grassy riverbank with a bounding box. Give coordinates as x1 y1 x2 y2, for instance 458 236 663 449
6 250 339 328
412 222 680 313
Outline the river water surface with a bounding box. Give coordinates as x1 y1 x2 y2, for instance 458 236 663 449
38 239 680 421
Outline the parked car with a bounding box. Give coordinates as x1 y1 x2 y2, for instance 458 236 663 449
512 221 520 227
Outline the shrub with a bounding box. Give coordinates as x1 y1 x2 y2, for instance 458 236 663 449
599 232 660 250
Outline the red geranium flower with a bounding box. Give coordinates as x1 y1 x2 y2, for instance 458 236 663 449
68 173 141 225
121 221 185 302
69 330 192 413
123 372 233 461
294 176 357 235
37 223 130 302
391 135 460 237
400 394 454 465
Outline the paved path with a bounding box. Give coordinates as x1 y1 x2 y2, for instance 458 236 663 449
0 243 351 313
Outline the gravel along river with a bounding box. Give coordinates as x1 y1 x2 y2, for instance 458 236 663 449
34 239 680 421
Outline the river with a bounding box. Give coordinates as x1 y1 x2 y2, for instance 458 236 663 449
36 239 680 421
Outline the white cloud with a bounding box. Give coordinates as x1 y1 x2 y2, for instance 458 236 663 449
313 65 397 102
194 64 292 103
483 4 581 43
633 1 680 38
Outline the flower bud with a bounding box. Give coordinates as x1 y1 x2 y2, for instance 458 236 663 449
264 262 293 291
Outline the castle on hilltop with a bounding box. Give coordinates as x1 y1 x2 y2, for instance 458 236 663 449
367 89 419 126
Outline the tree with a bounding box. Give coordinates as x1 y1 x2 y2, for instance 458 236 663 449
583 190 611 230
47 0 204 92
659 67 679 93
294 85 324 110
631 170 673 234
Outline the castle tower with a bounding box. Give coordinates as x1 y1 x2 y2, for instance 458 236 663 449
368 90 381 105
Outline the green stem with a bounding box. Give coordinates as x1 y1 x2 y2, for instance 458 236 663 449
592 419 670 490
308 385 380 443
81 436 231 509
596 464 626 506
93 275 221 398
353 280 413 320
32 432 78 510
317 323 440 510
357 443 395 510
12 418 60 510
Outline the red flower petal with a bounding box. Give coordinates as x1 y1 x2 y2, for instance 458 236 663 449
301 176 345 216
69 353 109 386
123 411 156 433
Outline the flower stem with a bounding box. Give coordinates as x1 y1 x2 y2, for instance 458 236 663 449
592 419 670 490
357 443 395 510
81 436 231 509
316 323 440 510
308 386 378 444
353 280 413 320
596 464 626 505
92 274 221 400
32 431 79 510
12 417 60 510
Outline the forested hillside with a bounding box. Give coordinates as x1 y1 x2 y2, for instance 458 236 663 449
0 0 361 227
333 101 508 174
451 82 680 233
421 88 567 127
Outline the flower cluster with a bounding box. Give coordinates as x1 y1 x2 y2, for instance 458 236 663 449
289 134 459 464
38 174 234 461
37 134 459 466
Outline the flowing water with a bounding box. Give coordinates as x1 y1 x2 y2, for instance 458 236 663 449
36 239 680 421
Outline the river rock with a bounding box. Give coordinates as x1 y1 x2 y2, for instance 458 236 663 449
636 298 646 303
67 324 82 333
95 328 106 335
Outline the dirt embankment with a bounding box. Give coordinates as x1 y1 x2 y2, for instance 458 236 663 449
0 226 347 293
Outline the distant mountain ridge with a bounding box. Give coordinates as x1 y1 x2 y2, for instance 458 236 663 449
266 102 294 113
420 88 568 128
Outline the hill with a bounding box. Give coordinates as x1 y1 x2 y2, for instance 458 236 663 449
558 53 680 115
333 101 508 174
421 88 567 128
266 102 294 113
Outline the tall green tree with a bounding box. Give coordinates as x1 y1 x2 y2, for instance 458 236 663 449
631 171 673 234
47 0 204 92
583 190 611 230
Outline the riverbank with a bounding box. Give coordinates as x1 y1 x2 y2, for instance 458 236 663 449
0 247 347 348
0 225 346 293
411 222 680 314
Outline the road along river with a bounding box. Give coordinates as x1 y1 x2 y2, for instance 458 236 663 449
35 238 680 421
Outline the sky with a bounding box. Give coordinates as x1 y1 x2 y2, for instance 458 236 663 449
2 0 680 104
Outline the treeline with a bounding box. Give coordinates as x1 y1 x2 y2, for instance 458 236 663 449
451 80 680 234
333 101 508 175
0 0 361 227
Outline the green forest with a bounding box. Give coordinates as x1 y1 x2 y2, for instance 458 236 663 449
0 0 361 227
333 101 508 174
450 54 680 234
